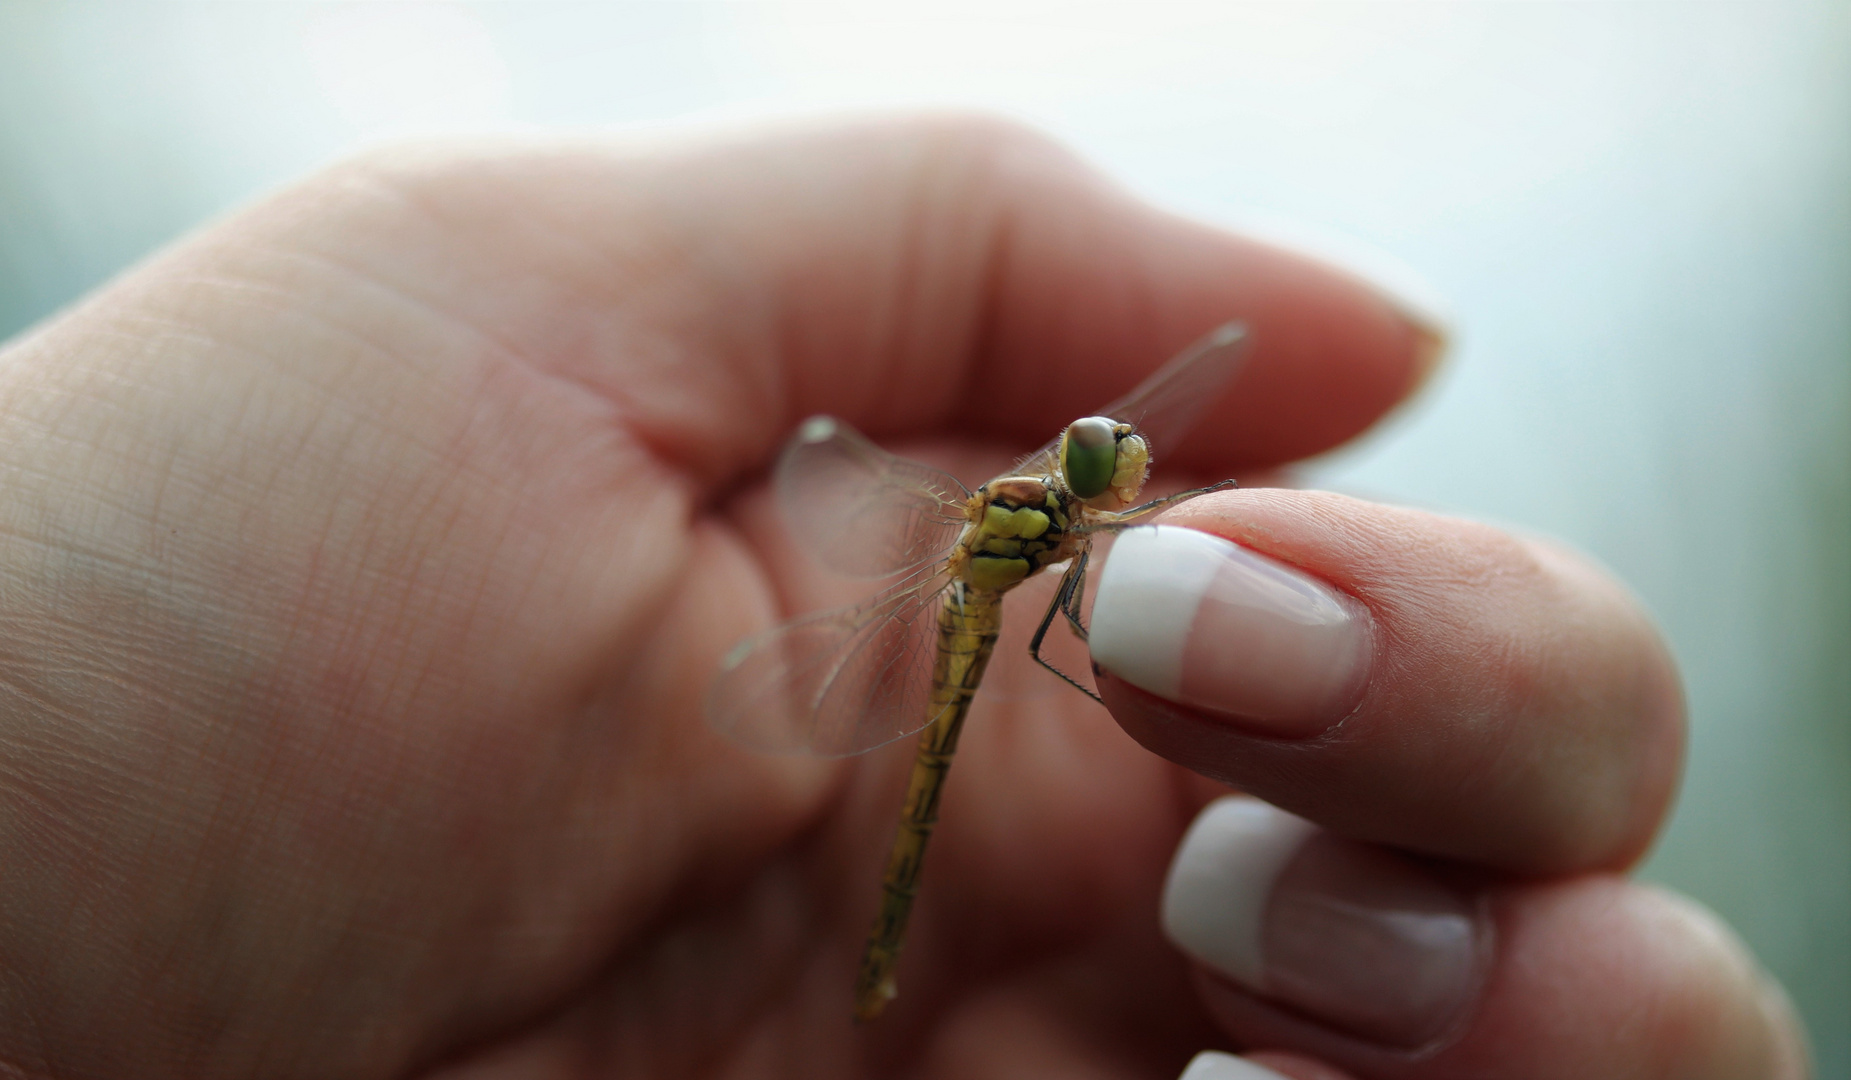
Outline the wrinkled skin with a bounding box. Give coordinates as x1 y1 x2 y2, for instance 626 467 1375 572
0 118 1807 1079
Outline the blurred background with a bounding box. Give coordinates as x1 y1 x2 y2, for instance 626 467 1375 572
1 1 1845 1066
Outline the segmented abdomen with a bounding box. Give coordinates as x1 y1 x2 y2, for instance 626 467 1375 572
852 584 1003 1021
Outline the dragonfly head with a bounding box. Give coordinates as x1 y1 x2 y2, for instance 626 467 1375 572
1060 416 1150 510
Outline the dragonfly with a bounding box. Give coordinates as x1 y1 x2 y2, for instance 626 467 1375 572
706 321 1251 1022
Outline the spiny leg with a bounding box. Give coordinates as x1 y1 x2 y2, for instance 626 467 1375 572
1029 554 1101 703
1075 478 1237 535
1035 480 1236 700
1060 546 1090 639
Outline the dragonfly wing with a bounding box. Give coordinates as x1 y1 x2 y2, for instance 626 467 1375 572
1009 321 1251 474
1094 321 1251 457
706 570 953 757
1007 438 1061 479
777 416 971 579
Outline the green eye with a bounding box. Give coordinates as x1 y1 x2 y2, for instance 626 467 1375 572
1062 416 1117 499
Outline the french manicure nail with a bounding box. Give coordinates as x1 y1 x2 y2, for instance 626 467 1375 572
1177 1050 1291 1080
1163 797 1490 1050
1089 526 1373 738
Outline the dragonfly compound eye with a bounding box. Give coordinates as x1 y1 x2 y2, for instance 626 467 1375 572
1061 416 1118 499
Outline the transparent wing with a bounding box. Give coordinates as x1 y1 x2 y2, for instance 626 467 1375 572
706 569 955 757
1011 321 1251 474
777 416 970 579
1096 321 1251 454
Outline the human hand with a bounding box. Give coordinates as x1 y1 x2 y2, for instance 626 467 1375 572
0 117 1806 1079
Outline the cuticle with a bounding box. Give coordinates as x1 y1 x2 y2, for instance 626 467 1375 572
1300 585 1378 744
1392 885 1497 1060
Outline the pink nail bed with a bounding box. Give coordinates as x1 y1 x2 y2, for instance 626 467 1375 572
1090 526 1372 736
1164 798 1491 1051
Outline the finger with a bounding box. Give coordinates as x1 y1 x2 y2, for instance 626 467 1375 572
1163 798 1810 1077
178 114 1441 484
1089 489 1684 874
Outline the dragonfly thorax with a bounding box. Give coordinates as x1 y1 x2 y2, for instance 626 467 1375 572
957 476 1079 592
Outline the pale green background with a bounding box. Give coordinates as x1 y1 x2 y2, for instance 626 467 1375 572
2 2 1846 1068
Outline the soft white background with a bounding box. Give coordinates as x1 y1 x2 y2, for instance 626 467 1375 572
1 3 1845 1067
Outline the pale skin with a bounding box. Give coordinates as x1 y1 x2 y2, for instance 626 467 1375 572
0 117 1809 1078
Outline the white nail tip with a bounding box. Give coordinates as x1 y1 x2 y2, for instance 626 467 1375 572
1089 526 1234 699
1177 1050 1292 1080
1162 796 1318 988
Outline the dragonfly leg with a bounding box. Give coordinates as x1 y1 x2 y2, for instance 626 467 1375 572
1060 546 1090 640
1073 478 1237 535
1029 555 1102 704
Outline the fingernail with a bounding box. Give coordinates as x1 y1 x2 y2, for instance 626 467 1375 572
1409 323 1448 389
1089 526 1373 737
1163 797 1490 1050
1177 1050 1291 1080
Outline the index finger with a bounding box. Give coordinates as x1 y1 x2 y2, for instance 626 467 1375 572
267 115 1443 483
